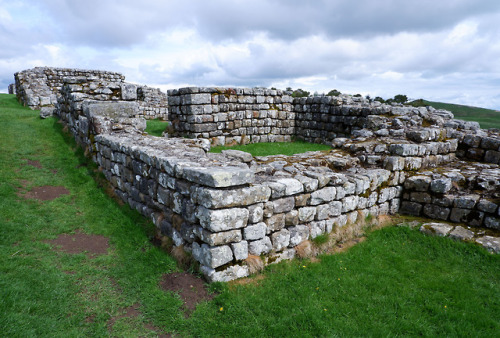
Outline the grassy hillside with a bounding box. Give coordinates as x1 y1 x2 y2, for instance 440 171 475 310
410 99 500 129
1 93 500 336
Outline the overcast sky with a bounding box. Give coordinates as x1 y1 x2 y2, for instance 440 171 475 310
1 0 500 109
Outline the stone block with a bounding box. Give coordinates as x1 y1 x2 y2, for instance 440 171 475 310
342 195 359 213
288 225 310 247
423 204 450 221
193 185 270 209
449 226 474 241
192 242 233 268
265 213 286 232
399 201 422 216
243 222 267 240
310 187 336 205
183 166 254 188
248 203 264 223
404 175 431 191
274 178 304 195
196 206 249 232
201 265 249 283
271 229 290 251
430 178 452 194
477 199 498 214
410 192 432 204
295 175 319 192
309 221 326 238
272 197 295 213
484 150 500 164
484 217 500 230
121 83 137 100
248 236 272 255
285 210 299 226
298 207 316 222
453 195 480 209
383 156 405 171
231 241 249 261
420 223 453 236
195 227 242 246
475 236 500 253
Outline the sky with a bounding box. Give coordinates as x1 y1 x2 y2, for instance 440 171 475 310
1 0 500 109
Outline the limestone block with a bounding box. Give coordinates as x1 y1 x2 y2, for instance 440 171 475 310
480 137 500 150
449 226 474 241
275 178 304 196
243 222 266 240
423 204 450 221
182 166 254 188
477 200 498 214
271 229 290 251
475 236 500 253
310 187 336 205
294 194 310 207
420 223 453 236
405 157 423 171
298 207 316 222
248 236 272 255
285 210 299 226
192 242 233 268
195 227 242 246
221 149 253 162
399 201 422 216
484 217 500 230
389 143 420 156
453 195 480 209
342 195 359 213
193 185 270 209
288 225 310 247
430 178 452 194
295 175 319 192
272 197 295 213
383 156 405 171
121 83 137 100
309 221 326 238
450 208 484 226
201 265 249 283
248 203 264 223
410 192 432 204
265 213 285 232
315 204 330 220
404 175 431 191
196 206 249 232
485 150 500 164
231 241 249 261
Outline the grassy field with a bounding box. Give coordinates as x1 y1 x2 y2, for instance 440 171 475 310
210 140 332 156
411 99 500 129
1 93 499 336
145 118 168 136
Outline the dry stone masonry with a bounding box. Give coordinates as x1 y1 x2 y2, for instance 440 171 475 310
12 67 500 281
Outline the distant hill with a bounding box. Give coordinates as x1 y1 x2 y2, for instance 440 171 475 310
409 99 500 129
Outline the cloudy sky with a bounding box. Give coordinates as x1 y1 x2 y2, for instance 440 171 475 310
1 0 500 109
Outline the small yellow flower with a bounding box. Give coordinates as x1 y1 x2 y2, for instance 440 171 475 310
324 309 327 311
444 305 447 309
338 278 340 281
316 287 319 290
302 265 307 268
220 307 223 311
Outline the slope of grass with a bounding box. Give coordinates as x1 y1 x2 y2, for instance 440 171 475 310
411 99 500 129
210 140 332 156
1 93 499 336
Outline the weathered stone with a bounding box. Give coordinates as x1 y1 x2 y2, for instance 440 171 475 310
183 166 254 188
201 265 249 283
231 241 249 260
265 213 286 232
309 221 326 238
271 229 290 251
285 210 299 226
298 207 316 222
475 236 500 253
295 175 319 192
423 204 450 220
196 206 249 232
194 185 270 209
272 197 295 213
288 225 310 247
477 199 497 213
247 203 264 223
195 227 242 246
453 195 480 209
121 83 137 100
430 178 452 194
294 194 310 207
404 175 431 191
275 178 304 195
420 223 453 236
315 204 330 220
484 217 500 230
248 236 272 255
243 222 267 240
399 201 422 216
342 195 359 213
192 242 233 268
222 149 253 162
410 192 432 204
310 187 336 205
449 226 474 241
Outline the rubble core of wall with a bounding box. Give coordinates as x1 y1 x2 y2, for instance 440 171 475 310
167 87 295 146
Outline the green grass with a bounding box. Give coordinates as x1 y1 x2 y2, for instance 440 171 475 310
410 99 500 129
144 118 168 136
1 93 499 336
210 140 332 156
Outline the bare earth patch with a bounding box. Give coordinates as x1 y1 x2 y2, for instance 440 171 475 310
48 230 109 257
23 185 70 201
106 303 171 337
26 159 43 169
159 272 214 316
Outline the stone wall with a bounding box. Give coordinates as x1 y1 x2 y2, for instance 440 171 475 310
8 83 16 95
457 132 500 165
168 87 294 146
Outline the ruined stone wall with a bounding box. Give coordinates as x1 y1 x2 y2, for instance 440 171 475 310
457 132 500 165
168 87 294 146
8 84 16 95
14 67 125 111
137 86 168 120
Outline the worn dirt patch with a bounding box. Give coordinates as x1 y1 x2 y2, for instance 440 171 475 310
159 272 214 316
48 230 109 257
106 303 171 337
25 159 43 169
24 185 70 201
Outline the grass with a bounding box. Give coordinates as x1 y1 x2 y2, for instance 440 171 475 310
410 99 500 129
210 140 332 156
144 118 168 136
1 93 499 336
